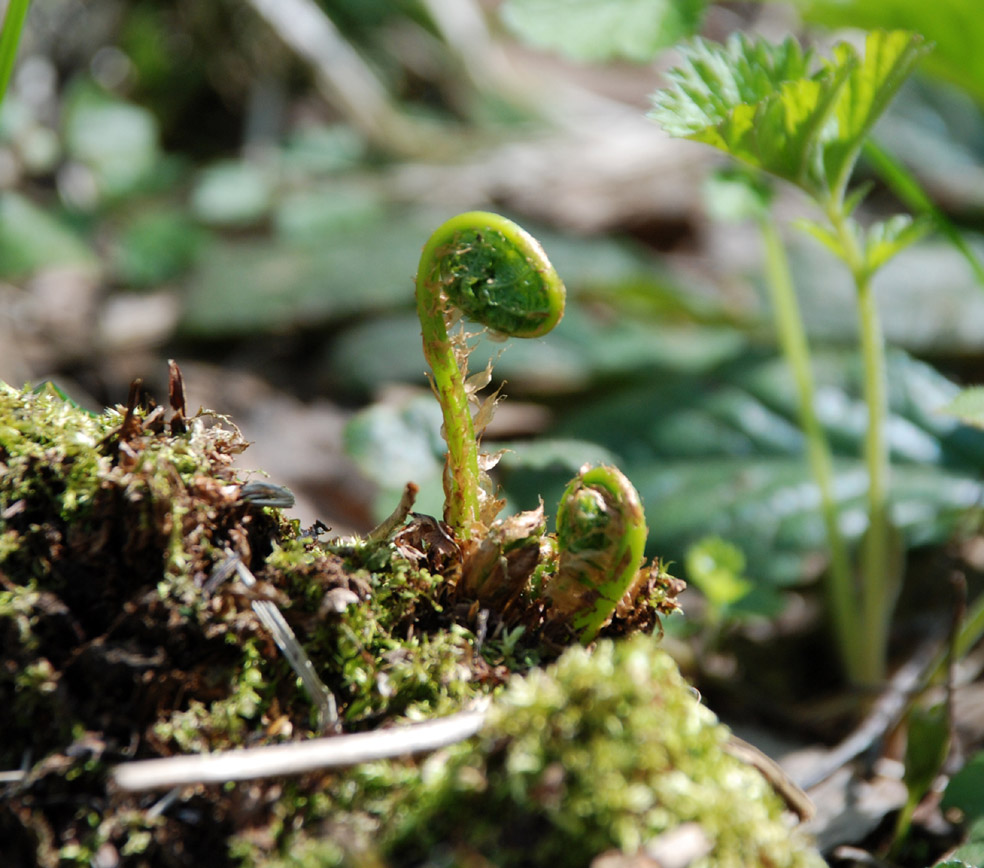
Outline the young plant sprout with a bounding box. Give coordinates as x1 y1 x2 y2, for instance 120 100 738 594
651 30 930 684
415 210 565 534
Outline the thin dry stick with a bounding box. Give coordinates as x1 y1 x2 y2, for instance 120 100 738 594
112 707 487 791
227 555 341 734
797 636 940 791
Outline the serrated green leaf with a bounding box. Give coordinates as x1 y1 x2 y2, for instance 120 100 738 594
863 138 984 289
651 31 928 198
651 33 853 193
501 0 707 63
794 0 984 105
651 34 814 137
821 30 931 192
863 214 931 275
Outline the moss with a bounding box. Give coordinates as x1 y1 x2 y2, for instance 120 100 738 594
388 636 823 867
0 381 823 867
246 637 824 867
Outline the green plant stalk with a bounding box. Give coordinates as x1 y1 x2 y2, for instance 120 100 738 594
759 215 862 681
415 211 565 534
825 199 894 685
0 0 29 108
857 277 894 683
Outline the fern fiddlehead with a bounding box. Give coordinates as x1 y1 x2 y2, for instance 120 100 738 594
546 464 649 644
416 211 566 535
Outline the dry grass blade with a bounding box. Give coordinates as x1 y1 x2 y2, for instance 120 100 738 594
226 555 341 734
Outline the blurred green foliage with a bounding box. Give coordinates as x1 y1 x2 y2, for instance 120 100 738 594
502 0 707 62
792 0 984 106
5 0 984 632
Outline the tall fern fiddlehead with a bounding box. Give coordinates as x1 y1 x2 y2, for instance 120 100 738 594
416 211 566 535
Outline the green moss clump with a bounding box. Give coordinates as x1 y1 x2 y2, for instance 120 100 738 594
247 637 824 868
385 636 824 867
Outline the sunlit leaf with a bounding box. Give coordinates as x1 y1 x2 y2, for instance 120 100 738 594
179 215 436 337
651 33 849 193
113 208 207 287
530 348 984 586
190 161 275 227
793 0 984 105
344 393 447 521
864 138 984 289
651 31 928 198
949 817 984 867
798 214 931 282
821 30 931 192
794 217 847 260
501 0 707 63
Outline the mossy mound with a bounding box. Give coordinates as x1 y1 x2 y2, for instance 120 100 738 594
392 637 824 868
243 638 824 868
0 381 825 867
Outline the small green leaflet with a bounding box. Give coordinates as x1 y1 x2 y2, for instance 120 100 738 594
795 213 930 280
650 30 930 198
685 536 750 608
501 0 707 63
863 214 931 275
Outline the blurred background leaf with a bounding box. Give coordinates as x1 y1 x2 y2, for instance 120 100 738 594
501 0 708 62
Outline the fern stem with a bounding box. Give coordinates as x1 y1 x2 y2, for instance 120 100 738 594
415 212 565 535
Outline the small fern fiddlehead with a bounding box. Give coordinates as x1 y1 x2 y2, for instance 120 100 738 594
416 211 566 535
546 464 649 644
